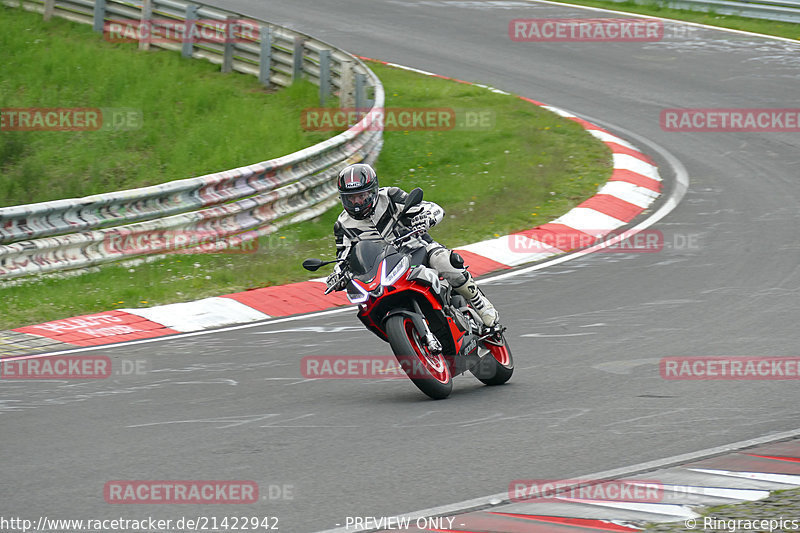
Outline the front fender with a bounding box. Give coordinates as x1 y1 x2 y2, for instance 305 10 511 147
383 309 427 341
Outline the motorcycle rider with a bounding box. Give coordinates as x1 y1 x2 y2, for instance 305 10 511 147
325 163 499 327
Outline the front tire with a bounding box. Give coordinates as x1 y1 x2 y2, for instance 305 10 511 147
385 315 452 400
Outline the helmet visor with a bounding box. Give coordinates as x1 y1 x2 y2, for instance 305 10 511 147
341 188 377 217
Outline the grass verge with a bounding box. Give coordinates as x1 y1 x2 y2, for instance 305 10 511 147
0 5 331 205
542 0 800 41
0 14 612 329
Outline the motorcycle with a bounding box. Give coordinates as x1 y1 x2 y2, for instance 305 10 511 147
302 188 513 399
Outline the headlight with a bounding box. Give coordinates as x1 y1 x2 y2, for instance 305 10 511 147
381 256 409 286
346 280 370 304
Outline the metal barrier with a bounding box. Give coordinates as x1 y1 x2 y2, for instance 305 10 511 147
0 0 384 278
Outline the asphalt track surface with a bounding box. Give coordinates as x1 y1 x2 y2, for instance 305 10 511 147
3 1 800 532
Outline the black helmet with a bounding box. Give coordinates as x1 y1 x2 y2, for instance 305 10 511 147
337 163 378 220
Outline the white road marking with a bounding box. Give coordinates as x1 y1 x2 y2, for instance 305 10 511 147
689 468 800 486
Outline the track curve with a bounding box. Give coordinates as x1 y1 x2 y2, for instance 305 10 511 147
2 2 800 532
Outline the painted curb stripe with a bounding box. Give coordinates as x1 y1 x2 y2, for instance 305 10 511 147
555 207 627 233
608 169 662 193
451 249 512 276
569 117 610 132
546 500 698 519
487 513 641 531
653 484 769 501
220 281 350 316
747 454 800 463
13 310 178 346
688 468 800 485
604 143 656 165
613 155 661 181
121 297 271 333
597 182 658 209
690 454 800 475
578 195 645 223
588 130 637 150
516 223 595 250
458 235 560 267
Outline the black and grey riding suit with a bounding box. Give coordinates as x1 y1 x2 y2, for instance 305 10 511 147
328 186 498 326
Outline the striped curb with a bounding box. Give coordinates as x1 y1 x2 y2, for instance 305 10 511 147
1 60 662 356
318 437 800 532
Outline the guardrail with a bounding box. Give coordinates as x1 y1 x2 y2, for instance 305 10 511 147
612 0 800 23
0 0 385 279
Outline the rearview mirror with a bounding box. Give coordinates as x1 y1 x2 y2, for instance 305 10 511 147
302 258 325 271
402 188 423 214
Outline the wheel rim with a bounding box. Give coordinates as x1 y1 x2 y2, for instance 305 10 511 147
484 336 511 366
404 318 450 383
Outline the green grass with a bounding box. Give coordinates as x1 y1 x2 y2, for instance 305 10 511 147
544 0 800 41
0 5 332 205
0 11 612 330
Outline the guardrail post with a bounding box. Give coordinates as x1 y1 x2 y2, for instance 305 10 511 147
355 72 367 110
43 0 55 21
221 15 235 73
182 4 198 58
339 60 355 108
139 0 152 51
92 0 106 32
259 25 272 87
292 36 305 83
318 50 331 106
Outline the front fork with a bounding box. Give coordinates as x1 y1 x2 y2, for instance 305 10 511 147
384 305 442 354
412 300 443 353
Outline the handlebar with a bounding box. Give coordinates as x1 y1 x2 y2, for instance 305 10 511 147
392 227 426 246
323 228 425 295
324 271 352 295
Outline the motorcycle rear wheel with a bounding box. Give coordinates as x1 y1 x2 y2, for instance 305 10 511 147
385 315 452 400
470 332 514 386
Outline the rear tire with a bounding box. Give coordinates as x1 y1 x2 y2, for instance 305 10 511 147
470 332 514 386
385 315 452 400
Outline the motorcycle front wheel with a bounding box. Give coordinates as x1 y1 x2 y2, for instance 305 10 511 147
385 315 452 400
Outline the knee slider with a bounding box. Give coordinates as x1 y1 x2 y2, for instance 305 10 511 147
449 252 465 269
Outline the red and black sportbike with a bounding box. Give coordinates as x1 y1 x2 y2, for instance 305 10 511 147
303 188 513 399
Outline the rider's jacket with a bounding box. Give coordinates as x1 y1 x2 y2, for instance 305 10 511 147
332 187 445 274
